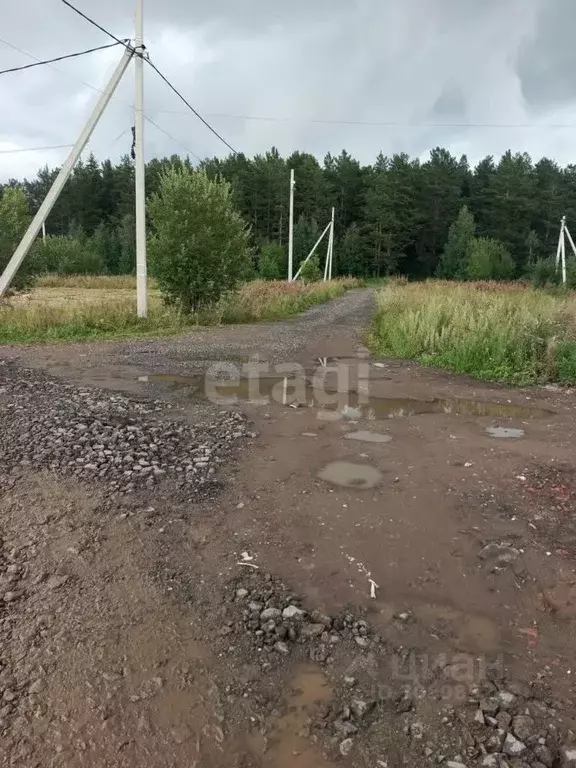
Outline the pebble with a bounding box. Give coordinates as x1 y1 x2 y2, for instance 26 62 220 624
339 738 354 757
561 746 576 767
235 588 249 599
497 691 516 710
273 641 290 655
350 700 373 720
260 608 281 622
3 591 22 603
300 623 325 639
534 745 553 767
511 715 534 741
503 732 526 756
282 605 307 620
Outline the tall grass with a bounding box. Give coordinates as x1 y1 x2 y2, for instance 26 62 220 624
35 274 157 290
213 279 358 323
369 280 576 384
0 278 360 344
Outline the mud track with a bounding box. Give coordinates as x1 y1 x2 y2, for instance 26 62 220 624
2 288 576 768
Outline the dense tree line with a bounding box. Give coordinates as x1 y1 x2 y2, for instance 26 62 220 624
1 146 575 279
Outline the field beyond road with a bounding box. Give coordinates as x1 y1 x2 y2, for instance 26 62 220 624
0 276 359 344
370 279 576 384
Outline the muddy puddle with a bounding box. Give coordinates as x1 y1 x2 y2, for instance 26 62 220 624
140 373 552 421
485 426 525 439
248 665 335 768
344 430 393 443
318 461 382 489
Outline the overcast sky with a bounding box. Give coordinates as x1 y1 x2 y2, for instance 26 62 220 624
1 0 575 180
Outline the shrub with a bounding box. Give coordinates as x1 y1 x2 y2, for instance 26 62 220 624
467 237 514 280
148 167 251 313
258 242 285 280
31 235 105 275
531 257 560 288
299 254 322 283
0 187 32 292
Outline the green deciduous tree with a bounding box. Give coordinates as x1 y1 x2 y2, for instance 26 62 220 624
0 187 32 291
466 237 515 280
148 166 251 313
258 242 285 280
437 205 476 278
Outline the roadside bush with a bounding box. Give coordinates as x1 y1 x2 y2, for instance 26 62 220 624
0 187 33 292
148 167 251 313
531 257 559 288
258 242 285 280
31 235 105 275
299 254 322 283
467 237 514 281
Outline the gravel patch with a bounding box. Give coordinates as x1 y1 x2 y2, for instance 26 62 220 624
220 570 576 767
0 363 250 498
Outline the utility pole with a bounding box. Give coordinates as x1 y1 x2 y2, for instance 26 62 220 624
328 206 335 280
134 0 148 318
0 46 134 298
562 217 567 286
288 169 295 281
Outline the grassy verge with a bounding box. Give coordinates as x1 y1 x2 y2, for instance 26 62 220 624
34 274 159 290
0 278 360 344
369 280 576 384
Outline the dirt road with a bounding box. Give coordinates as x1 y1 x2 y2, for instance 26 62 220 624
2 288 576 767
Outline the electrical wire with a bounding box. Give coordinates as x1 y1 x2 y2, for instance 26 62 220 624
153 108 576 131
59 0 133 51
144 116 201 162
0 40 127 76
145 59 238 155
0 144 73 154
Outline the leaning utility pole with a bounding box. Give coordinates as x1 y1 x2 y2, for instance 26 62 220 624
134 0 147 317
0 46 134 298
288 169 295 281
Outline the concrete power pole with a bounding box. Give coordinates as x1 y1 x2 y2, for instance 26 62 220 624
288 169 295 281
134 0 148 318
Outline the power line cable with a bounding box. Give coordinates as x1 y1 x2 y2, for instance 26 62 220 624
0 144 73 155
144 115 201 162
0 36 130 102
145 58 238 155
0 40 126 76
153 108 576 131
59 0 134 51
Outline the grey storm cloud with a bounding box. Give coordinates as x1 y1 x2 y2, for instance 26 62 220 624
1 0 576 181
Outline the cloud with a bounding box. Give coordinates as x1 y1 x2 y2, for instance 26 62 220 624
2 0 575 181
